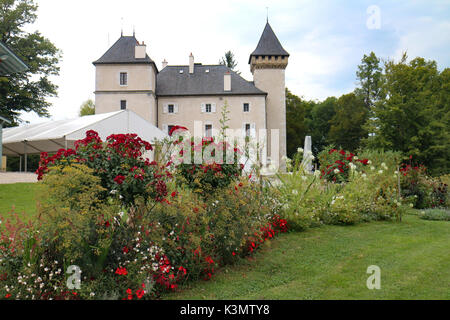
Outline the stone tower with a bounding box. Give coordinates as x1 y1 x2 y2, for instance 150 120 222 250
93 35 158 125
249 22 289 170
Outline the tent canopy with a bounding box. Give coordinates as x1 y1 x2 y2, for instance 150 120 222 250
0 42 28 75
2 110 167 156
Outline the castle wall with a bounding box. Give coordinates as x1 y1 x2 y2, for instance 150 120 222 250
157 95 266 137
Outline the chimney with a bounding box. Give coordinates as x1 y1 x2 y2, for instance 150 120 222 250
224 72 231 91
135 41 146 59
189 53 194 74
162 59 168 69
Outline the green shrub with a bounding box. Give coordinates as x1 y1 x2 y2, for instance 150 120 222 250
419 209 450 221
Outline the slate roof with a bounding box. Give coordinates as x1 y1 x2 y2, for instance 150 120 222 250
93 36 156 67
249 22 289 63
156 64 266 96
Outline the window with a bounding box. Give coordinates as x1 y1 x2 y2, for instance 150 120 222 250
243 103 250 112
168 104 174 114
119 72 128 86
120 100 127 110
205 124 212 137
205 104 212 113
167 125 175 135
245 123 251 137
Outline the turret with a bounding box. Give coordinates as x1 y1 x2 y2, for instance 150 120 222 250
249 22 289 170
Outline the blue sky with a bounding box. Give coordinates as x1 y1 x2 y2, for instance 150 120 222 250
21 0 450 123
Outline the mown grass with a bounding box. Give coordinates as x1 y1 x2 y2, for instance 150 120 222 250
0 183 41 221
166 214 449 300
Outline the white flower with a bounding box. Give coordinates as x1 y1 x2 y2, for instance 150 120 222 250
409 203 414 207
353 156 358 160
292 189 298 195
368 160 372 165
301 176 307 181
378 170 383 174
370 166 375 171
314 170 320 177
297 147 304 153
334 169 340 174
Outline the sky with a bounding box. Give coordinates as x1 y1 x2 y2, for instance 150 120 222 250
20 0 450 124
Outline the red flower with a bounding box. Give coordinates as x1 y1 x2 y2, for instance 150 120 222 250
4 294 11 298
178 266 187 275
135 289 145 299
115 267 128 276
171 191 177 198
114 175 126 185
122 246 129 254
169 125 188 136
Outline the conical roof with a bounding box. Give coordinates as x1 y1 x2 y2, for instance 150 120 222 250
249 22 289 63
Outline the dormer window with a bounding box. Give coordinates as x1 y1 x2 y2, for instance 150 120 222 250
120 72 128 86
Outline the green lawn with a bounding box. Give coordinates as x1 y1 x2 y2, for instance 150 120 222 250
0 183 41 221
167 214 450 300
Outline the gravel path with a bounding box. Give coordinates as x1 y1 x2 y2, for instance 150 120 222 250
0 172 38 184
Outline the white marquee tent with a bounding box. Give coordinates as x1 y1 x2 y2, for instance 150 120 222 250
1 110 167 171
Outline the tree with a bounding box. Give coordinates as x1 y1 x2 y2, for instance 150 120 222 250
355 51 383 110
366 54 449 175
79 99 95 116
0 0 61 126
306 97 337 155
285 88 310 158
219 50 240 74
328 93 368 152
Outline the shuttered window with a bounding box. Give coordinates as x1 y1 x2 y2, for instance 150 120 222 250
120 72 128 86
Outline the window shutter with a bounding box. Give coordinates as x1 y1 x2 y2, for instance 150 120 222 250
174 104 179 113
212 103 216 113
201 103 206 113
163 124 168 134
163 104 168 114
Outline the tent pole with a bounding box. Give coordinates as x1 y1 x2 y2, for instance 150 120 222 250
24 143 28 172
19 155 22 172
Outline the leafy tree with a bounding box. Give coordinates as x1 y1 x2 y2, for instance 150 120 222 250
285 88 310 158
0 0 61 126
355 51 383 110
328 93 368 152
79 99 95 116
366 53 449 175
219 50 240 74
306 97 337 155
